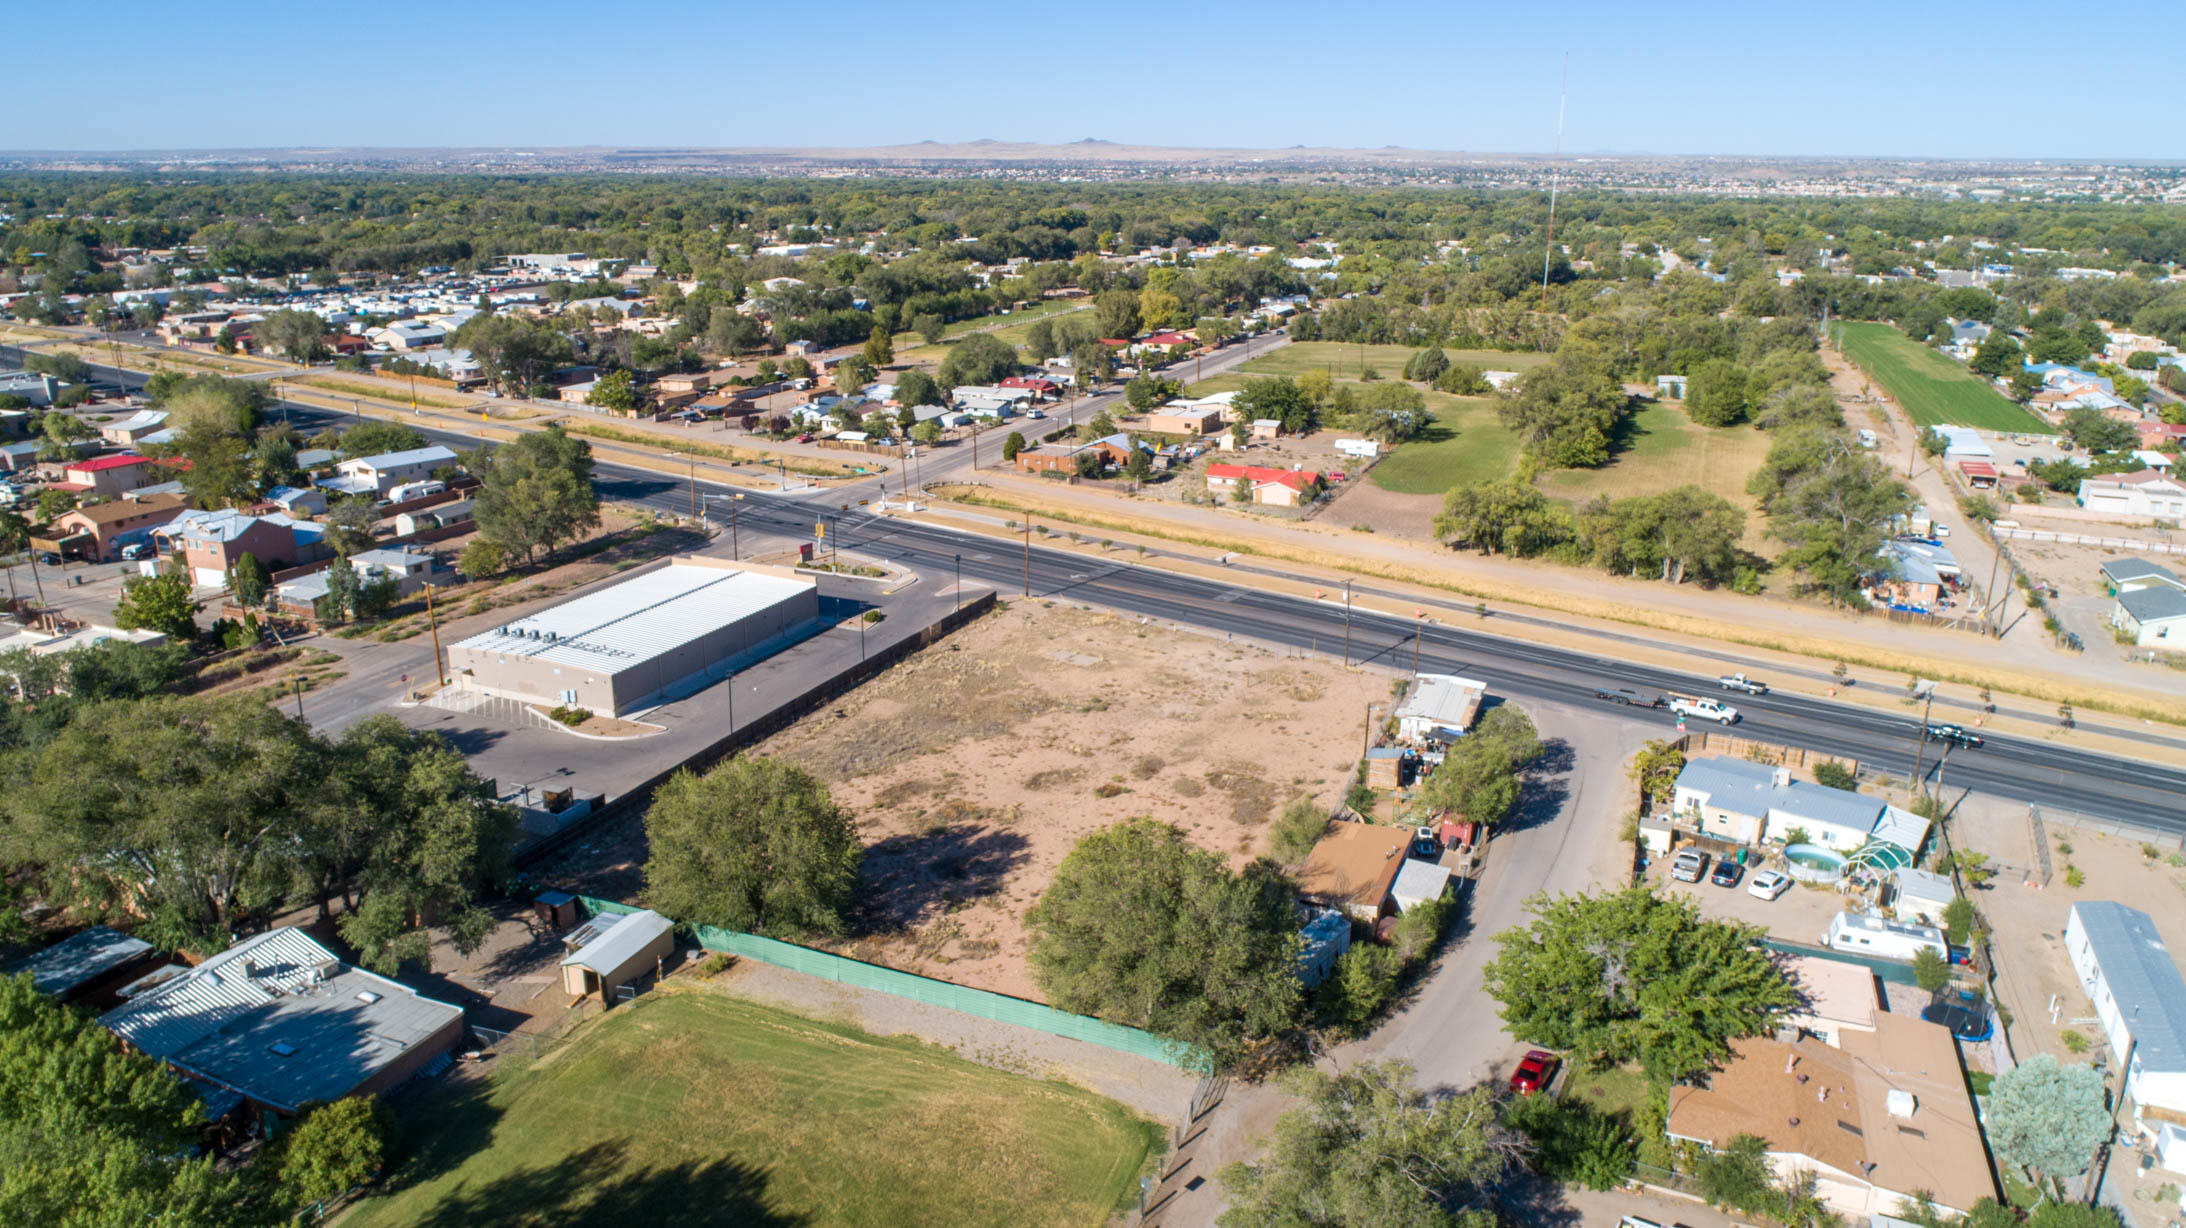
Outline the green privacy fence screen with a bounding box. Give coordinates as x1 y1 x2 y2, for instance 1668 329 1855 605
576 895 1208 1072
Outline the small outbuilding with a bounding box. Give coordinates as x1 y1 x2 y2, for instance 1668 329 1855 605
1296 910 1352 990
9 925 160 1007
560 909 676 1003
1391 859 1453 913
1889 867 1956 926
1393 674 1486 743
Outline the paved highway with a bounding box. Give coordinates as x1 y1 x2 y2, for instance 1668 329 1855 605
22 345 2184 831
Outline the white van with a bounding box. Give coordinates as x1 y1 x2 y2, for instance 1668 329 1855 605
1857 428 1878 449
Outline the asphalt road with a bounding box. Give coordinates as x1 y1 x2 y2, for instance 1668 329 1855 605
26 344 2186 832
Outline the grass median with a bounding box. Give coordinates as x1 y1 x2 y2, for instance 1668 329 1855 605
342 991 1160 1228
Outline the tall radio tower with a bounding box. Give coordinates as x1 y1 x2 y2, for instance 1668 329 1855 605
1541 54 1569 314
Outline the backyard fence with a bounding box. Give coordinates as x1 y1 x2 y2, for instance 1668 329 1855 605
574 895 1208 1072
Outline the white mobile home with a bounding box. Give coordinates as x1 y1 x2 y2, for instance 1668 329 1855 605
2066 901 2186 1133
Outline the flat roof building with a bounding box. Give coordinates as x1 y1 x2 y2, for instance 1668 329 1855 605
1393 674 1486 743
2066 901 2186 1133
9 925 160 1006
98 927 463 1118
446 556 819 715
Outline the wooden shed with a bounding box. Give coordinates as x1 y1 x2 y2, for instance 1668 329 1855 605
560 909 676 1003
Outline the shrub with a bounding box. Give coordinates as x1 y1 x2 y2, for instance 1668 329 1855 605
2061 1028 2089 1054
1810 761 1858 791
547 705 590 727
1942 895 1975 945
2065 864 2084 888
1315 942 1403 1033
696 953 732 977
1270 797 1329 864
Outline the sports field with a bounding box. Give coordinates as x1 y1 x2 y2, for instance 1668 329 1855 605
1368 395 1524 493
343 992 1159 1228
1835 322 2050 433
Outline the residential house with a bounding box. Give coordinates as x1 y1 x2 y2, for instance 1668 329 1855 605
1248 419 1283 440
396 498 471 536
1204 463 1324 507
59 454 165 497
97 410 168 447
371 320 447 351
2114 584 2186 647
0 624 167 669
1669 757 1909 853
330 446 458 497
559 909 676 1003
0 441 41 472
0 371 57 406
2065 901 2186 1134
1393 674 1486 743
155 509 329 587
2100 557 2186 596
1295 821 1410 920
1665 1013 1997 1217
271 548 443 619
1931 426 1992 462
2138 423 2186 451
47 490 189 561
1142 406 1223 436
1779 953 1880 1049
1016 433 1143 476
262 485 327 517
949 385 1036 410
98 927 465 1120
1870 538 1961 608
2079 470 2186 520
999 375 1060 398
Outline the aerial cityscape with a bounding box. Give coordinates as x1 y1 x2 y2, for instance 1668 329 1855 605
4 4 2185 1227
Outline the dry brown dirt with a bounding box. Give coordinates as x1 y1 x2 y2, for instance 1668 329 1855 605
751 600 1389 1001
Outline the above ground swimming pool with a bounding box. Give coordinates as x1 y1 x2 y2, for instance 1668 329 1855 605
1782 843 1847 883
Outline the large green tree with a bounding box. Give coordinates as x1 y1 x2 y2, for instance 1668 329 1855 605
256 308 330 362
1683 359 1750 427
466 423 601 565
1482 888 1796 1080
1498 355 1629 468
1235 375 1315 435
1417 706 1542 827
934 333 1019 391
453 314 576 396
1433 480 1573 557
1026 818 1300 1067
1748 427 1910 605
642 758 862 939
1220 1061 1518 1228
112 572 201 640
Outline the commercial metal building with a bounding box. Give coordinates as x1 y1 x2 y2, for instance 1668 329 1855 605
446 556 819 715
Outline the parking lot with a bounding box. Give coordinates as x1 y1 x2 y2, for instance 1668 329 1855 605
1646 851 1850 947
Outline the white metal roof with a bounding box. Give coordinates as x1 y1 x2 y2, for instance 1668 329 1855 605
562 909 674 974
453 561 813 677
2072 901 2186 1075
1395 674 1486 734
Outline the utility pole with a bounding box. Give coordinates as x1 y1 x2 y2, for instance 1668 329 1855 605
1360 702 1376 761
1341 579 1354 667
954 553 963 611
1982 541 2007 634
425 583 447 686
688 460 698 520
1908 684 1936 798
730 494 742 560
1411 610 1423 678
1022 519 1032 596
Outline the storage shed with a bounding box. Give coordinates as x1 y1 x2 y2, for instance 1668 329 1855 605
1393 674 1486 744
1391 859 1452 913
560 909 676 1003
1889 867 1956 926
9 925 159 1006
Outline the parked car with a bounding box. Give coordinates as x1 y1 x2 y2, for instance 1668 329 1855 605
1411 826 1440 860
1510 1049 1560 1096
1924 723 1985 749
1709 860 1744 888
119 542 150 561
794 433 813 443
1717 673 1769 696
1596 688 1667 709
1671 849 1710 883
1747 869 1793 901
34 551 61 567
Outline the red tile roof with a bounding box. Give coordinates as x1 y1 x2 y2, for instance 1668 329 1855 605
1956 461 1998 478
1142 332 1191 347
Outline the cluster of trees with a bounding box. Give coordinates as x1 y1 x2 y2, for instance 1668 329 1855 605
0 682 517 964
1434 481 1752 588
1747 427 1913 604
0 974 396 1225
1416 707 1543 827
641 758 862 939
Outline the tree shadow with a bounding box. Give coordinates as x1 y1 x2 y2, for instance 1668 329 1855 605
857 823 1031 931
1499 738 1576 835
404 1138 803 1228
1492 1170 1586 1227
1602 402 1658 459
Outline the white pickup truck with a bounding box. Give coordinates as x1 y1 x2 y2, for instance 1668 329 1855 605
1669 694 1740 725
1717 673 1769 696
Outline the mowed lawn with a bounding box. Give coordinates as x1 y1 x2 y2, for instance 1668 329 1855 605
893 300 1090 366
1836 321 2050 433
1239 341 1550 381
343 993 1160 1228
1370 395 1524 493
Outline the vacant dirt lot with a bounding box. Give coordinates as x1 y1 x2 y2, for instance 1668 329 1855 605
752 600 1389 1001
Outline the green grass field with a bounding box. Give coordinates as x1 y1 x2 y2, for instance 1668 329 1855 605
894 301 1090 366
344 993 1159 1228
1237 341 1549 381
1368 395 1524 493
1538 402 1775 510
1835 322 2051 433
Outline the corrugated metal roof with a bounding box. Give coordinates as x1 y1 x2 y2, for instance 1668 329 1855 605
2073 901 2186 1076
342 445 456 473
1395 674 1486 732
453 562 813 676
562 909 673 974
97 927 461 1113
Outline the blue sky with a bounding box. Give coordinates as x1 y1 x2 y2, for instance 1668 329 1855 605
9 0 2171 159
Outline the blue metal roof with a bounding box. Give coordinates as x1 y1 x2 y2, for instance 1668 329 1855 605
2072 901 2186 1076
